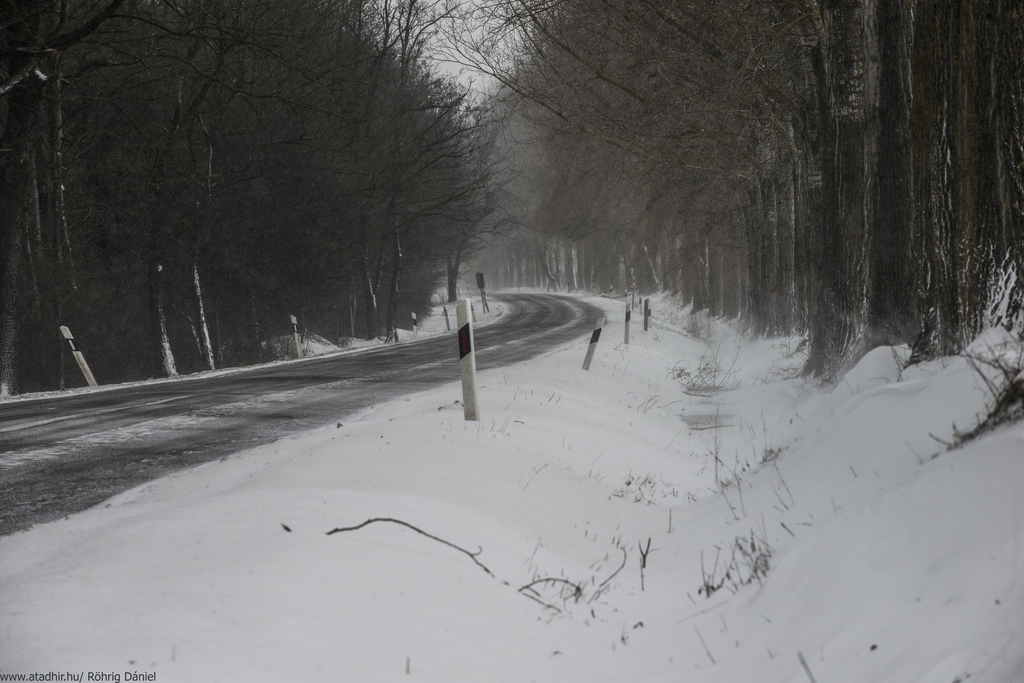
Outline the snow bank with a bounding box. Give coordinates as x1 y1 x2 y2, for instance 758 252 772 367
272 300 501 359
0 295 1020 682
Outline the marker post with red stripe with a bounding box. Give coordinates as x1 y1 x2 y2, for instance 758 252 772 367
456 298 480 421
582 317 605 371
59 326 98 387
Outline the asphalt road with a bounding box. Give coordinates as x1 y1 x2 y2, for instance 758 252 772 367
0 293 604 536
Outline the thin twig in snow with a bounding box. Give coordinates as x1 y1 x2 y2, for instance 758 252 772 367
519 590 562 613
797 651 818 683
519 577 583 602
638 537 652 590
694 624 716 664
595 546 628 593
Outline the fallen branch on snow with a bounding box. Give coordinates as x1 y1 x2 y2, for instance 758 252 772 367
326 518 631 616
326 517 493 577
518 577 585 612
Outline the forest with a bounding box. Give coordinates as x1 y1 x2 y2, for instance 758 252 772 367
0 0 505 394
2 0 1024 394
456 0 1024 379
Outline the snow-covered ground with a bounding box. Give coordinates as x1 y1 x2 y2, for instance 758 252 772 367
0 294 1021 682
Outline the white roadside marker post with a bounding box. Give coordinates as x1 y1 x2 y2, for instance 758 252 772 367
290 315 304 359
59 326 98 387
456 299 480 421
443 306 451 331
624 308 631 345
471 300 477 323
412 312 418 339
644 298 652 331
582 317 605 371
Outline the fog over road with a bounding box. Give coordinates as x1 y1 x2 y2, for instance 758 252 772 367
0 293 604 536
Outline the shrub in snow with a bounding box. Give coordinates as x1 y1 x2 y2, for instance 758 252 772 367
957 330 1024 445
267 333 339 360
671 341 739 395
984 254 1024 337
697 529 774 599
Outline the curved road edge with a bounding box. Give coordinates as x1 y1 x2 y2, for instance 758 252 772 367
0 293 605 536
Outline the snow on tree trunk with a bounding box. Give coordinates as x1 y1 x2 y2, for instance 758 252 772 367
193 263 215 371
158 294 177 378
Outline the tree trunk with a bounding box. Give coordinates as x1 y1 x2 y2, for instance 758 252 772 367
806 1 865 378
158 296 178 377
446 247 462 303
360 253 380 341
0 82 41 396
995 0 1024 331
911 0 973 357
193 263 215 370
537 244 560 291
862 0 915 349
385 225 403 342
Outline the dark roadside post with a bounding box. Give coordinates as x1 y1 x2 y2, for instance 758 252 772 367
582 317 605 371
476 272 489 313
